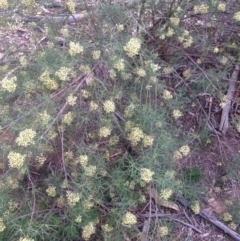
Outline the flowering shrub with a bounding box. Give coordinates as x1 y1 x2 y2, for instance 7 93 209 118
0 0 239 240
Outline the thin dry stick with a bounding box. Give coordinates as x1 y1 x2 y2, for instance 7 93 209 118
219 57 240 134
175 194 240 241
140 212 202 234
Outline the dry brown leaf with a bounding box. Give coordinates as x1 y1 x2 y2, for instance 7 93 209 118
207 197 227 215
149 186 180 212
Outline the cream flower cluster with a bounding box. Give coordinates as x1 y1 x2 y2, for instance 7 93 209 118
122 212 137 227
8 152 26 169
0 218 5 232
124 37 141 57
0 0 8 9
55 67 71 81
99 127 111 138
39 110 50 125
63 111 74 125
163 90 173 100
160 188 173 201
22 0 35 7
217 2 226 12
67 94 77 106
92 50 101 60
39 70 58 90
84 165 96 176
82 222 96 240
170 17 180 26
194 4 209 14
101 224 113 232
173 145 190 161
19 238 35 241
136 68 146 77
16 129 36 146
46 186 56 197
103 100 115 113
173 110 183 119
66 0 75 13
89 101 98 111
128 127 144 146
66 191 80 207
113 59 125 71
78 155 88 167
1 76 17 93
75 215 82 223
159 226 169 236
233 11 240 21
191 201 200 214
69 42 84 56
140 168 154 182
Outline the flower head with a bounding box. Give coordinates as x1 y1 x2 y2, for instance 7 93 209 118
122 212 137 227
67 94 77 106
124 37 141 57
82 222 95 240
8 152 26 169
140 168 154 182
46 186 56 197
69 42 84 56
2 76 17 93
16 129 36 146
99 127 111 138
66 191 80 207
233 11 240 22
103 100 115 113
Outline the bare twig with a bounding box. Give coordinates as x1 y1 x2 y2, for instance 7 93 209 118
175 194 240 241
219 57 240 134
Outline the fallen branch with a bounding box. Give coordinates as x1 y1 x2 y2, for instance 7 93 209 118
175 194 240 241
219 56 240 134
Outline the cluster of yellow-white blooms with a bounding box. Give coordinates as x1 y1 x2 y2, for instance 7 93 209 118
223 212 232 222
160 188 173 201
16 129 36 146
39 70 58 90
1 76 17 93
69 42 84 56
166 27 175 37
75 215 82 223
99 127 111 138
77 155 88 167
89 101 98 111
92 50 101 60
46 186 56 197
22 0 35 7
124 103 135 118
0 0 8 9
191 201 200 214
39 110 50 125
67 94 77 106
103 100 115 113
66 0 75 13
66 191 80 207
136 68 146 77
217 2 226 12
140 168 154 183
63 111 74 125
124 37 141 57
233 11 240 21
101 224 113 232
55 67 71 81
173 110 183 119
82 222 96 240
128 127 144 146
113 59 125 71
19 238 35 241
194 4 209 14
8 152 26 169
170 17 180 26
173 145 190 161
163 89 173 100
0 218 5 232
122 212 137 227
84 165 97 177
116 24 124 32
159 226 169 236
